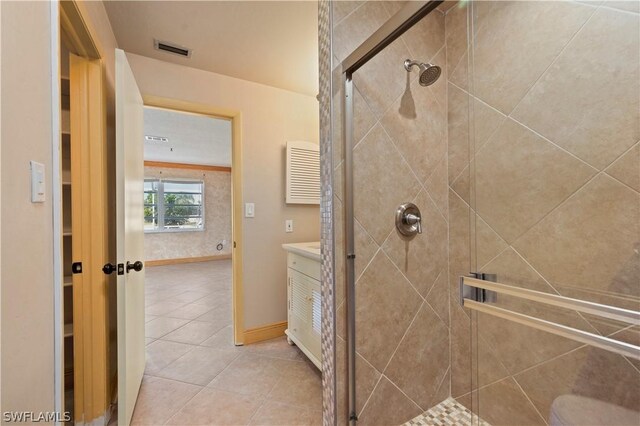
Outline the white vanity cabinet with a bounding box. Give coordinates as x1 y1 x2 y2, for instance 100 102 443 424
282 243 321 369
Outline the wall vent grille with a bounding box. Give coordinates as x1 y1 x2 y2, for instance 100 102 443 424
154 39 192 58
286 141 320 205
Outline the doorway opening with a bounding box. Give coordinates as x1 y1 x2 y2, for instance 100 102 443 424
142 105 237 371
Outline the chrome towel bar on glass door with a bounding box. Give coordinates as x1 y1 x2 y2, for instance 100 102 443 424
460 276 640 361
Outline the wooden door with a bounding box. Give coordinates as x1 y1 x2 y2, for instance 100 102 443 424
115 48 146 426
69 52 109 423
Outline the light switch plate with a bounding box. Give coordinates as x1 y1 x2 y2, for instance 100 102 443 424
245 203 255 218
285 219 293 233
30 161 45 203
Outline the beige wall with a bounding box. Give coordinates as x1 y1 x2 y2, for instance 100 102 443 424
446 1 640 424
332 2 450 423
126 53 320 329
1 0 55 414
144 166 232 261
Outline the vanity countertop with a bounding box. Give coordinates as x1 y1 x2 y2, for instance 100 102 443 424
282 241 321 261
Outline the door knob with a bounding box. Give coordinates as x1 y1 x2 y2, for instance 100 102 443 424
395 202 423 237
126 260 144 273
103 263 116 275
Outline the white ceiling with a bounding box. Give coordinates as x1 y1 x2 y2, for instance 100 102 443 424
143 107 232 166
103 0 319 96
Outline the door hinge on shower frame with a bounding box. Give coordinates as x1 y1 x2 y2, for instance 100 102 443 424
460 272 498 306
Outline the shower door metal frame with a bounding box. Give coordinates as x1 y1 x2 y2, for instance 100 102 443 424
339 2 443 424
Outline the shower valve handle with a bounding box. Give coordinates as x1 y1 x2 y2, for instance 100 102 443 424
405 213 422 234
395 203 423 237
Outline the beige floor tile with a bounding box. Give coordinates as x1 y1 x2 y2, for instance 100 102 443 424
157 346 239 385
130 376 201 425
166 387 263 425
192 294 232 309
164 303 212 320
243 336 303 360
145 314 158 323
200 325 240 351
161 320 226 345
145 317 190 339
267 359 322 409
208 353 292 397
172 290 212 304
135 261 322 424
145 339 196 376
249 401 322 426
195 306 232 324
146 301 187 316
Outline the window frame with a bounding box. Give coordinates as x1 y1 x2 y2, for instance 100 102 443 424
144 178 205 233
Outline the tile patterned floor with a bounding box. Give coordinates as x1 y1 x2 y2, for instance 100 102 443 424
405 398 491 426
128 260 322 425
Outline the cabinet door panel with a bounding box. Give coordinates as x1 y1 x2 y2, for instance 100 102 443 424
289 269 311 339
309 280 322 359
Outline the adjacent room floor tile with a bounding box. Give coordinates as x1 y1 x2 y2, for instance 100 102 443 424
161 320 226 345
145 317 190 339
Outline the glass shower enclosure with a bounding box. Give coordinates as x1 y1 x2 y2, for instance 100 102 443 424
327 1 639 425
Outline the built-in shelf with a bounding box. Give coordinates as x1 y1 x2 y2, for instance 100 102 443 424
61 45 74 424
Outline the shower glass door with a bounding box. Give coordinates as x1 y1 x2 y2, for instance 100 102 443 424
461 1 640 424
332 2 456 424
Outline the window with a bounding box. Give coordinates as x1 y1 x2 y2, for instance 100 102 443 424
144 179 204 232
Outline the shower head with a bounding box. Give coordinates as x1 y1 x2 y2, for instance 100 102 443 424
404 59 442 86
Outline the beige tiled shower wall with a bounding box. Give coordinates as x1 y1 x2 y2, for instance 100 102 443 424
446 1 640 425
144 166 232 261
332 2 451 424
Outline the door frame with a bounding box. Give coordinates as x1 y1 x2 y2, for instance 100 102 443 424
141 95 245 345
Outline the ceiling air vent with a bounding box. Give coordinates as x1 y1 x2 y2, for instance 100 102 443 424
153 39 192 58
145 135 169 143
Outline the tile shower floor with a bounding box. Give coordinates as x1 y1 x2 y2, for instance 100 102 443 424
129 260 322 425
405 398 491 426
